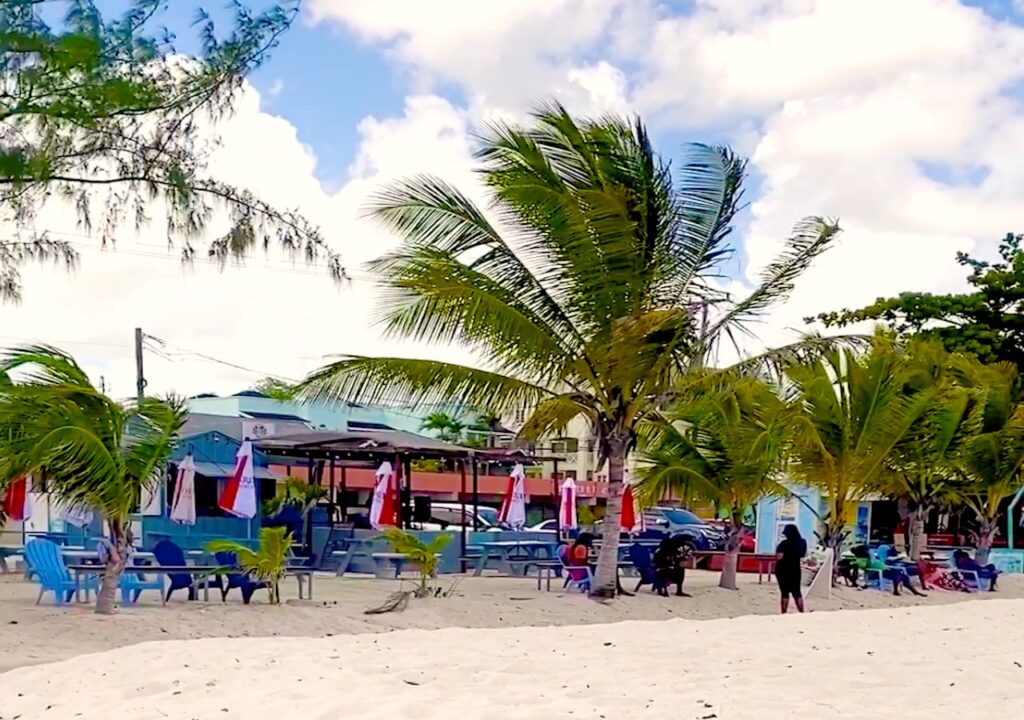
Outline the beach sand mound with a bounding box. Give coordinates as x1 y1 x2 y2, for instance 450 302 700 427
1 600 1022 719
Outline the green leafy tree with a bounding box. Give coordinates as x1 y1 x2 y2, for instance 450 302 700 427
250 377 297 402
419 412 465 443
0 0 342 302
379 527 452 597
786 335 937 553
0 345 184 614
208 526 292 605
300 103 846 597
637 374 793 589
814 233 1024 367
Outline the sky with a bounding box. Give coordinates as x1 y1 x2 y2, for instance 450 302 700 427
4 0 1024 399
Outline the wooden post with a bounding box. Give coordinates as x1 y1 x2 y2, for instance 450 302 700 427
553 459 561 539
472 455 480 530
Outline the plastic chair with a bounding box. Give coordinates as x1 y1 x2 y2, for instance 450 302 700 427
557 546 592 593
215 551 268 604
629 544 665 594
154 540 219 602
24 539 98 605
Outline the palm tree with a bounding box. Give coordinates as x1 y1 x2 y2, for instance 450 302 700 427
0 346 185 614
785 335 937 553
419 411 465 443
636 374 793 589
948 359 1024 564
875 342 983 559
300 103 843 596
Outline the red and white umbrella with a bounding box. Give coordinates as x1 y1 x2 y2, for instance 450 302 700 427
170 454 197 526
219 440 257 519
620 483 644 534
558 478 578 530
2 477 31 521
499 463 527 530
370 461 400 529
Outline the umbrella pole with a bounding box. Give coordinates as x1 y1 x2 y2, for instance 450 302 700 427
553 460 560 540
472 456 479 531
460 459 467 572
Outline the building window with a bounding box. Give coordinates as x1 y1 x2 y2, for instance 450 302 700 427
550 438 579 454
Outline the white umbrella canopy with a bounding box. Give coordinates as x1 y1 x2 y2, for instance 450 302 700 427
170 453 197 526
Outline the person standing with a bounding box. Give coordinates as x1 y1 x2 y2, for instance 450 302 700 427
776 524 807 613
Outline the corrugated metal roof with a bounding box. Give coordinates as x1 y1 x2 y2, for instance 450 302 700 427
190 460 282 480
180 413 311 442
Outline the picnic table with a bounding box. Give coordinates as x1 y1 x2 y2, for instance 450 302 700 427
333 537 378 576
66 565 315 604
61 548 156 564
0 545 23 574
473 540 560 577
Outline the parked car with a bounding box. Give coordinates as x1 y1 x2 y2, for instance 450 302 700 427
411 502 505 533
527 519 559 533
704 520 756 552
645 507 727 551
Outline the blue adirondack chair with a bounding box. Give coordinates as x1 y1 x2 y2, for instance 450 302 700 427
629 544 666 594
215 551 268 604
154 540 218 602
25 539 98 605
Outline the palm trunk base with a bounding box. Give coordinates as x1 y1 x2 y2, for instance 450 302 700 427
719 550 739 590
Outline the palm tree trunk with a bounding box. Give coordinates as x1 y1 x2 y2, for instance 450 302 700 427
591 436 626 598
908 505 927 561
719 511 743 590
976 518 998 566
95 522 129 615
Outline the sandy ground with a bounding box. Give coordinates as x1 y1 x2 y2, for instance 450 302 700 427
1 569 1022 673
2 597 1023 719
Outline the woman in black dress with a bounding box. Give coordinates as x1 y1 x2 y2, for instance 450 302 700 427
775 524 807 613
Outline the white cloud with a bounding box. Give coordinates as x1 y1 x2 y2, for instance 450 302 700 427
0 90 477 398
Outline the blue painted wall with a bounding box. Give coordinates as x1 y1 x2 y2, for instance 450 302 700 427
138 431 275 549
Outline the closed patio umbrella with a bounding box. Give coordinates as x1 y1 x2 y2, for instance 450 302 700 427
559 478 578 530
2 477 31 521
219 440 257 519
370 461 399 529
499 463 528 530
170 454 197 526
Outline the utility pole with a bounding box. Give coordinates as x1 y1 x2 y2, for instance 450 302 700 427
134 327 146 402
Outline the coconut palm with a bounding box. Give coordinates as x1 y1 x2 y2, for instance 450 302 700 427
208 526 293 605
874 343 983 559
300 103 843 596
419 412 466 443
0 345 185 614
947 359 1024 564
785 335 939 552
636 374 794 589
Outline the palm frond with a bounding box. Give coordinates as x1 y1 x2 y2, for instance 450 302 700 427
707 217 841 349
299 356 552 416
518 393 593 443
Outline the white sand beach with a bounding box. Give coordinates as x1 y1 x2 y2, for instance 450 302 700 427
2 571 1023 671
2 596 1023 720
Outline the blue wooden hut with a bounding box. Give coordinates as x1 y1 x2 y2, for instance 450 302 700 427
137 414 295 549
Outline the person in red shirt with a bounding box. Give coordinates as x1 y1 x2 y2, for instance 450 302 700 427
567 532 594 565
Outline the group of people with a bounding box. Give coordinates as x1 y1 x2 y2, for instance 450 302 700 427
557 523 998 611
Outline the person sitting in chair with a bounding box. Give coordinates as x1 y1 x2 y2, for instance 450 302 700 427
653 536 691 597
953 549 999 591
